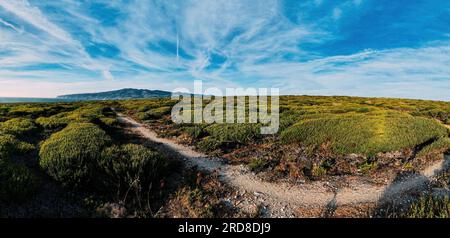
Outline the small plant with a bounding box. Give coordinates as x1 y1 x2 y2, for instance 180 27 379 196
197 137 221 152
248 158 269 173
406 195 450 218
311 163 327 178
358 160 378 174
183 126 206 139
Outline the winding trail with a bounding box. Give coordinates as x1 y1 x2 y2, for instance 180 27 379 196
118 114 449 217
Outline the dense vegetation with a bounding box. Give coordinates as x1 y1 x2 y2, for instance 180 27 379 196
0 101 167 217
1 95 449 217
120 96 450 179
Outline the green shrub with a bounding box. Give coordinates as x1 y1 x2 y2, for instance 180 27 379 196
248 158 269 173
417 137 450 157
281 112 448 156
0 118 37 136
356 107 371 113
7 105 46 117
36 114 70 130
0 163 40 203
0 134 35 161
100 144 165 193
183 126 206 139
99 117 119 127
65 105 104 123
405 195 449 218
139 106 172 120
197 136 221 152
39 123 111 187
205 124 261 144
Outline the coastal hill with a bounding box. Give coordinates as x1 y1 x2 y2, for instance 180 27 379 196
57 88 172 100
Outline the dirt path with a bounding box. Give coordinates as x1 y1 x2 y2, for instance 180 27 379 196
118 115 449 217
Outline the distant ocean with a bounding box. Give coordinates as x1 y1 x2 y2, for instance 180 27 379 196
0 97 71 103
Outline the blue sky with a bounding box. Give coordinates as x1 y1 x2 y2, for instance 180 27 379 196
0 0 449 100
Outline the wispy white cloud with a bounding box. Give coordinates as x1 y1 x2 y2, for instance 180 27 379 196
0 0 449 100
0 0 114 79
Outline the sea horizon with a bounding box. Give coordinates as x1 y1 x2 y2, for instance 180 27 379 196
0 97 71 103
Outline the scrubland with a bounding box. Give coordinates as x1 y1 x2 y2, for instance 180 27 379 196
1 96 449 217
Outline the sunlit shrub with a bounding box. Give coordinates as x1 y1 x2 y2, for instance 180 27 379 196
138 106 172 120
36 113 70 130
65 105 105 123
417 137 450 157
205 124 261 144
99 117 119 127
281 112 448 156
0 118 37 136
39 123 111 187
7 105 46 117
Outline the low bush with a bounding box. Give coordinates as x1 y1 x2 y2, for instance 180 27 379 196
183 125 206 139
197 136 221 152
36 113 70 130
205 124 261 144
7 105 47 117
248 158 269 173
99 117 119 127
65 105 105 123
0 134 35 161
100 144 165 193
281 112 448 156
39 123 111 187
0 163 40 203
139 106 172 120
0 118 37 136
405 195 449 218
417 137 450 157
